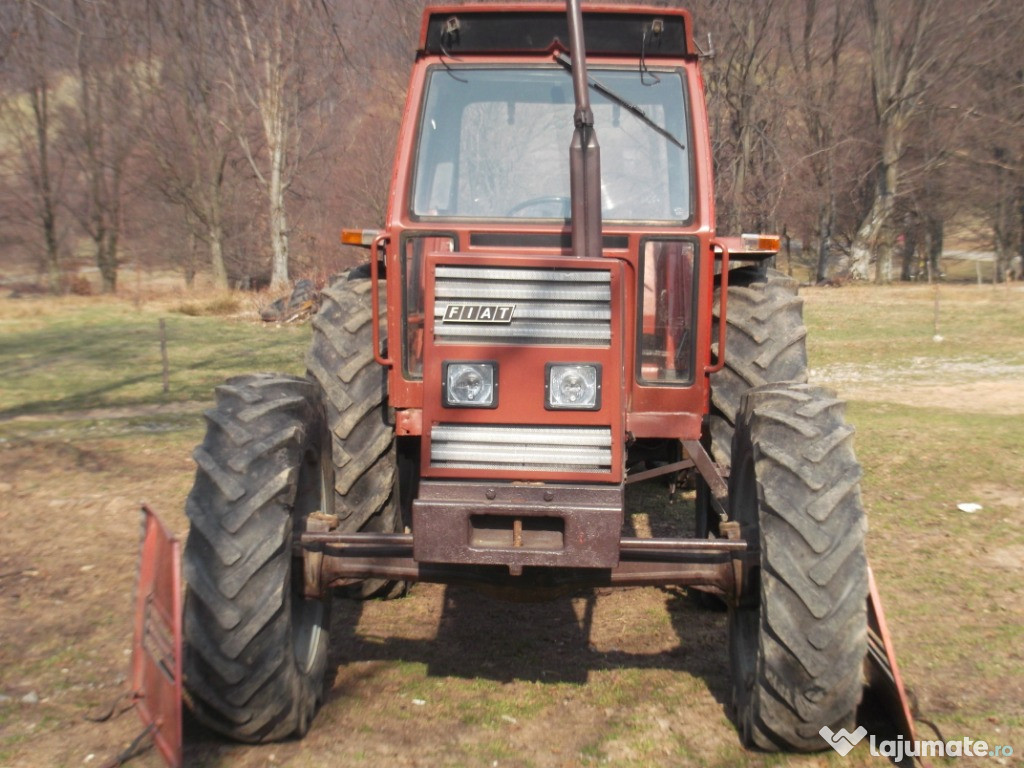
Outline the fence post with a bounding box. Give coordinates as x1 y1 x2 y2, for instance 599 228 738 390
159 319 170 394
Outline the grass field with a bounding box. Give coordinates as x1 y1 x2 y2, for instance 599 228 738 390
0 283 1021 767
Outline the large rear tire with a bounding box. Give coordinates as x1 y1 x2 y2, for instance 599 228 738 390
306 276 405 598
183 374 331 743
710 267 808 468
728 383 868 751
696 267 808 546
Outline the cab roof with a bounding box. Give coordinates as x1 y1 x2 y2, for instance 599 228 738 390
419 3 696 59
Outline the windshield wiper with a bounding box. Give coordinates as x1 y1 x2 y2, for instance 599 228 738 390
554 52 686 152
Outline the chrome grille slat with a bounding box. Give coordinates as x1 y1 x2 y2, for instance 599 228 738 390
435 323 610 341
436 303 610 321
430 424 613 474
434 265 612 347
432 444 611 464
431 461 606 472
436 266 611 283
432 424 611 446
436 281 610 302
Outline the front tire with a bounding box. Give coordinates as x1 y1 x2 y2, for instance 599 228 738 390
306 276 405 598
183 374 331 743
727 383 868 751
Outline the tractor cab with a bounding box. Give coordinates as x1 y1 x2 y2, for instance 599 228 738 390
372 7 722 565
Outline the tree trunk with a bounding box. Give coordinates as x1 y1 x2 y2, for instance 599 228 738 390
815 203 833 283
850 191 888 279
1017 184 1024 261
209 220 228 290
268 139 289 289
900 224 917 281
926 215 943 280
995 198 1011 284
97 230 118 293
30 85 62 294
993 149 1012 283
185 230 198 288
873 128 901 284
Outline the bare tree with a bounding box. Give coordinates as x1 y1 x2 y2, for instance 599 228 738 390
696 0 787 234
141 0 237 289
218 0 340 289
0 2 67 291
848 0 960 283
61 0 142 293
320 0 419 231
952 0 1024 282
2 0 1022 294
780 0 858 282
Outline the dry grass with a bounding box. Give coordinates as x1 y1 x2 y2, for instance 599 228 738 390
0 282 1021 767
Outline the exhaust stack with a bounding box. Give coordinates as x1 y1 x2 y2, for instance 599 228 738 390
566 0 602 258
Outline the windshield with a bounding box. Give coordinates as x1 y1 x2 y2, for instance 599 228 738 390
412 67 691 223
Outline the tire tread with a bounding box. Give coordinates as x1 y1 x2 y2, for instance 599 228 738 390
729 383 868 752
183 374 329 743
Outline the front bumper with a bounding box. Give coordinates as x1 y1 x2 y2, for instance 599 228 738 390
412 480 623 571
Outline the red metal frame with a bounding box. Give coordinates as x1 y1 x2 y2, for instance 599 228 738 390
370 233 392 368
420 251 626 483
706 240 730 375
866 567 918 745
131 506 182 768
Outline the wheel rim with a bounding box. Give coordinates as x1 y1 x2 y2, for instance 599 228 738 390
291 445 329 673
292 598 325 675
727 427 762 729
730 440 760 608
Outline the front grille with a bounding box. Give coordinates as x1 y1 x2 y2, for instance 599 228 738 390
434 265 611 345
430 424 613 474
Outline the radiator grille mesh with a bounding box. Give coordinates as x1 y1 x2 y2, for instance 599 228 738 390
430 424 613 473
434 265 611 345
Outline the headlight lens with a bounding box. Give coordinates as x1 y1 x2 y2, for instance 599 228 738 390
546 364 601 410
444 362 497 408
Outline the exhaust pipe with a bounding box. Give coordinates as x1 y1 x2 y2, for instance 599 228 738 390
566 0 602 258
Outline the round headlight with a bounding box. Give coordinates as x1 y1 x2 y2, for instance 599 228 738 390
547 364 600 410
559 372 588 403
453 368 484 401
444 362 496 407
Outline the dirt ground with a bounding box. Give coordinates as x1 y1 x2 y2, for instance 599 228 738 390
1 369 1022 767
811 359 1024 415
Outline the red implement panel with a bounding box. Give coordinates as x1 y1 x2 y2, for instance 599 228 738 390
131 506 183 768
865 566 917 745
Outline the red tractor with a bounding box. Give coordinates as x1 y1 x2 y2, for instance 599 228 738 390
171 1 911 755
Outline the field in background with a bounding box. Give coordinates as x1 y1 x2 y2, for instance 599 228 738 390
2 243 1017 300
0 283 1021 767
772 249 1016 286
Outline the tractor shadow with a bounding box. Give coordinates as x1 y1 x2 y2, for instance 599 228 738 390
323 482 735 725
324 583 733 715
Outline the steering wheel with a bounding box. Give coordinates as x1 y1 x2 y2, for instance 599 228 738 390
505 195 571 217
